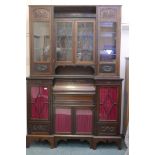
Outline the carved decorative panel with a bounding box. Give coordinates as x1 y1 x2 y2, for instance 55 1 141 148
98 125 117 135
31 124 49 132
99 7 117 20
101 126 115 133
34 64 48 72
99 64 115 73
32 8 49 20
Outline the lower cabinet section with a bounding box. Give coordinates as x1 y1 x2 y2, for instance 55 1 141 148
26 77 122 149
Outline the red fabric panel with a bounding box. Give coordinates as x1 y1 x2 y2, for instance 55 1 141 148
31 86 48 119
76 110 92 133
99 87 118 120
55 108 71 133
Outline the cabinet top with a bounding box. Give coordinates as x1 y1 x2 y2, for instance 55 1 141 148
28 5 122 7
26 75 123 81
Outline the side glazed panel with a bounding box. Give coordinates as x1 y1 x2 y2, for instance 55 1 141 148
30 6 53 75
31 86 49 120
99 87 118 121
97 6 121 76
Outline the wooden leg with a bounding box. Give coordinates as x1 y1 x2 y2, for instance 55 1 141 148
54 139 57 148
92 140 97 150
116 140 122 150
89 139 93 149
26 136 31 148
49 137 55 149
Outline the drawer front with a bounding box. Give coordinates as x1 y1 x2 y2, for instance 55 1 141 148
96 123 118 136
54 94 94 104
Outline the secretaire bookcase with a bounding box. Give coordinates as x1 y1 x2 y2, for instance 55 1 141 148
26 5 123 149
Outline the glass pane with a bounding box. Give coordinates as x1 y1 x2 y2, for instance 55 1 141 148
77 22 94 62
99 22 116 61
33 22 50 62
31 86 49 119
55 108 71 133
76 109 93 134
56 22 72 61
99 87 118 121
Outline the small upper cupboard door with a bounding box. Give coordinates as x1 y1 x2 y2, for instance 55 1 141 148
30 6 53 75
75 21 95 64
97 6 121 76
55 20 74 63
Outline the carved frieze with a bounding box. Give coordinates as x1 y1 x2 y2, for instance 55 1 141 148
32 8 49 20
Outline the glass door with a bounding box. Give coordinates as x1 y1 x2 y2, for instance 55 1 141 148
55 21 73 63
98 21 117 74
33 22 50 62
76 21 95 64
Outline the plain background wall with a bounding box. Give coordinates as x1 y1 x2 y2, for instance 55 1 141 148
26 0 129 134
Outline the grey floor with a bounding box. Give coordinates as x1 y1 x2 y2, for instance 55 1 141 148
26 140 126 155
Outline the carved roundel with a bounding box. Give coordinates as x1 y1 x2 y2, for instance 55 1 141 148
32 8 49 20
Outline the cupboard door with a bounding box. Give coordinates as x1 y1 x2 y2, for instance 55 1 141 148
97 6 121 76
55 108 72 134
75 109 93 134
30 6 53 75
99 87 118 121
75 21 95 64
55 21 73 63
31 86 49 120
